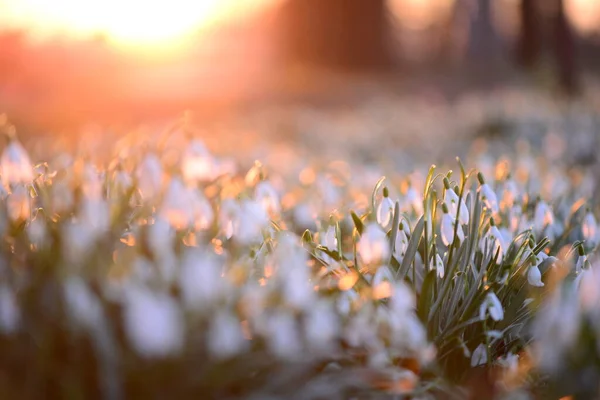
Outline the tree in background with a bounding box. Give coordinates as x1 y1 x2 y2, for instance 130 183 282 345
277 0 392 70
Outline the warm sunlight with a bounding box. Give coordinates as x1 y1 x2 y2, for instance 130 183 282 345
0 0 253 53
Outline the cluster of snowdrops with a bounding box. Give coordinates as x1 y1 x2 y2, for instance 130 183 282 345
0 118 598 399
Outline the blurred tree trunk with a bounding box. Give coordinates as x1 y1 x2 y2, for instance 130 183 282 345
467 0 501 60
278 0 392 70
553 0 579 94
516 0 541 67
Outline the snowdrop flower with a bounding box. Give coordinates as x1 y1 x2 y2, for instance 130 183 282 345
393 223 408 260
0 134 33 188
255 180 280 216
582 210 598 243
471 343 487 367
358 223 390 266
147 217 176 264
79 197 109 235
440 204 464 247
181 139 215 183
265 311 302 358
179 249 223 310
405 183 423 215
189 188 214 230
160 178 193 230
534 199 554 234
479 292 504 321
219 199 239 239
435 252 445 278
483 218 506 261
527 264 544 287
234 199 269 245
124 287 184 358
376 187 395 229
575 245 588 274
477 173 499 214
336 289 359 316
321 224 337 250
63 277 103 330
443 178 469 225
0 284 19 334
304 301 339 351
6 184 30 222
207 310 247 359
135 153 162 200
500 175 519 210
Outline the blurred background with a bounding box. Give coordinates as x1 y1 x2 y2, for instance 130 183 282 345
1 0 600 133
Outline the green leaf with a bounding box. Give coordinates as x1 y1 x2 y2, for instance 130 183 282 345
397 216 424 280
388 201 401 264
351 211 364 236
418 269 437 325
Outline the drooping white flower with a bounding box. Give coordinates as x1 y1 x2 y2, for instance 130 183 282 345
405 185 423 215
254 180 280 216
207 310 247 359
534 200 554 234
376 187 395 229
441 205 464 247
181 139 215 183
0 284 19 334
321 225 337 250
179 249 223 310
443 178 469 225
219 198 239 239
435 253 445 278
63 277 103 330
477 173 499 214
265 311 302 359
527 264 544 287
6 184 30 222
189 188 214 231
304 301 339 351
124 287 184 358
393 225 408 261
575 246 588 274
471 343 488 367
582 210 598 243
0 137 33 188
357 223 390 265
135 153 162 200
483 219 506 261
160 178 193 230
234 199 269 245
501 177 519 210
479 292 504 321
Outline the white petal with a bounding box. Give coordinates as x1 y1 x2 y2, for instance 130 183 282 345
471 343 488 367
527 265 545 287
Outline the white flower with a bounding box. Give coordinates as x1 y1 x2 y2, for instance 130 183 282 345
479 292 504 321
321 225 338 250
265 311 302 358
394 227 408 260
405 186 423 215
358 223 390 265
189 188 214 230
441 209 464 247
471 343 488 367
582 211 598 243
135 153 162 200
483 222 506 261
64 277 103 330
480 184 499 214
124 287 184 358
160 178 193 229
207 310 247 359
534 200 554 234
527 264 544 287
304 301 339 351
6 184 30 222
181 139 215 183
219 199 239 239
179 249 223 310
435 253 445 278
501 178 519 210
390 282 416 313
377 190 395 229
444 184 469 225
1 138 33 188
575 254 587 274
234 199 269 245
0 284 19 334
255 180 280 216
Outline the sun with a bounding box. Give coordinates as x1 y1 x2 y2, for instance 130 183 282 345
0 0 229 51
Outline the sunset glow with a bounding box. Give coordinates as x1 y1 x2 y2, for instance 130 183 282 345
0 0 253 52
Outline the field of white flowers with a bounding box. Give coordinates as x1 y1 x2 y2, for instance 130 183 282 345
0 91 599 399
